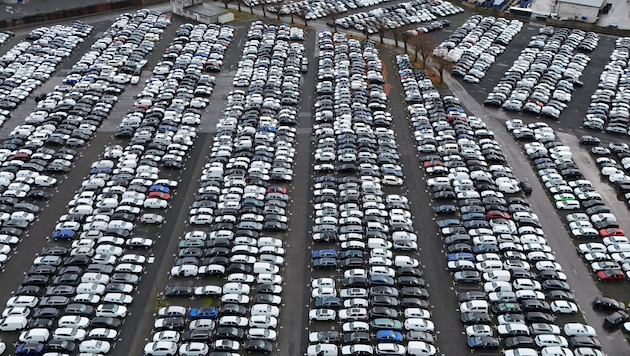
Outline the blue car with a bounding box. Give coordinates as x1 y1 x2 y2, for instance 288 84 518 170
158 125 178 132
447 253 474 262
312 249 337 259
189 307 218 319
149 185 170 193
376 330 402 342
369 275 395 286
52 229 75 240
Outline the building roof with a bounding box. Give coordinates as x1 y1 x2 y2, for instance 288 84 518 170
557 0 606 7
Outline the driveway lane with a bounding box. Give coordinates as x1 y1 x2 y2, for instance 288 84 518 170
381 48 471 356
277 26 316 356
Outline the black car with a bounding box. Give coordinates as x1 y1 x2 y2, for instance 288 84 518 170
45 340 76 353
33 307 61 319
253 294 280 305
592 296 625 311
243 339 272 354
525 311 555 323
310 330 340 344
342 331 370 344
369 307 397 318
396 267 423 277
458 291 487 303
400 298 429 309
15 285 42 296
220 304 247 316
569 336 602 349
22 274 50 286
64 303 94 316
604 310 629 328
214 327 244 339
461 312 492 325
504 336 535 349
164 286 193 298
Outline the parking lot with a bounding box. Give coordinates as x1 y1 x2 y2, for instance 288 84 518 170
0 2 629 356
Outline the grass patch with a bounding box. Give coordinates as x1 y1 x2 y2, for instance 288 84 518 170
202 297 219 307
229 9 257 22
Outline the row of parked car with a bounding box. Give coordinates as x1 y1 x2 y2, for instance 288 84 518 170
306 31 437 356
263 0 393 20
396 55 604 356
0 9 175 356
581 37 630 134
0 22 92 111
331 0 463 35
436 15 522 83
484 26 598 120
143 21 305 356
511 121 630 333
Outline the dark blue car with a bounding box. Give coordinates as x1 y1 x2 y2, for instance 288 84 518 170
52 229 75 240
16 342 45 355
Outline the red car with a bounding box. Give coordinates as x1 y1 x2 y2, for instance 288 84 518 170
148 191 170 200
486 210 510 220
597 269 626 281
600 228 625 237
268 186 287 194
423 159 443 168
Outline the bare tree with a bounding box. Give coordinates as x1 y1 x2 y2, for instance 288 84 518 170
297 9 308 26
402 31 410 53
433 54 454 84
261 3 267 17
275 1 284 21
223 0 229 9
392 27 403 48
237 0 242 12
376 21 387 44
410 33 435 69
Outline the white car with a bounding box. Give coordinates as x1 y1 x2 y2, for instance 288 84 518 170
153 330 181 342
95 304 127 317
550 301 578 314
309 309 336 321
126 237 154 249
88 328 118 340
179 342 209 356
103 293 134 305
79 339 111 353
144 341 178 356
250 304 280 317
144 198 168 209
58 315 90 328
248 315 277 328
248 328 277 341
140 213 164 224
194 285 222 296
563 323 596 336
